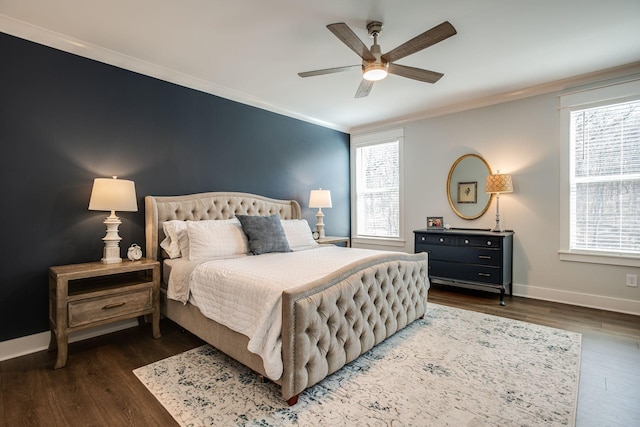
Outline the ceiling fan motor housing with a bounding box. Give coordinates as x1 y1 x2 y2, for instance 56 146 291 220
366 21 383 38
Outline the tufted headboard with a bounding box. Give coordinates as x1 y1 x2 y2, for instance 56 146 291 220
145 192 302 261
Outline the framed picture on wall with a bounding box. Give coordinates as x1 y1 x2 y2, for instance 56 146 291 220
427 216 444 229
457 181 477 203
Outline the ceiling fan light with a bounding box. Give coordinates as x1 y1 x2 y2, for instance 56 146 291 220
363 63 388 81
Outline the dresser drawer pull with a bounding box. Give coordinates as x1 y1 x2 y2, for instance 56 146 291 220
478 273 491 277
486 241 492 245
421 236 426 241
478 255 492 259
439 238 444 242
102 302 126 310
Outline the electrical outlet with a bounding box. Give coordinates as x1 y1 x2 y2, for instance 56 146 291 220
626 274 638 287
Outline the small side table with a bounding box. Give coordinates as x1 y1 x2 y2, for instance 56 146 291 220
317 236 351 247
48 258 161 369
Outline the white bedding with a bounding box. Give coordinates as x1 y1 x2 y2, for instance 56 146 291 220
166 245 395 380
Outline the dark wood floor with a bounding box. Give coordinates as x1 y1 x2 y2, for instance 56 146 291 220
1 285 639 426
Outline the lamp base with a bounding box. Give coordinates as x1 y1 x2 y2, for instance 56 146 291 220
491 193 504 232
101 247 122 264
315 209 326 239
100 212 123 264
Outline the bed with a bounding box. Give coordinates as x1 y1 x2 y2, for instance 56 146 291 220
145 191 429 405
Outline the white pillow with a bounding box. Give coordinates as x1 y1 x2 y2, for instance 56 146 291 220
187 218 249 260
281 219 319 251
160 220 189 259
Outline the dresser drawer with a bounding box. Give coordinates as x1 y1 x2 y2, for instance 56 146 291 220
419 244 501 266
430 260 502 286
415 233 501 248
68 287 153 328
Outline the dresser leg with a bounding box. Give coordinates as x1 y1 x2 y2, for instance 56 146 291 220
499 288 506 306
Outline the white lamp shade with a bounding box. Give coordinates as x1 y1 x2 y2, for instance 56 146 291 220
309 189 332 208
89 177 138 212
485 174 514 194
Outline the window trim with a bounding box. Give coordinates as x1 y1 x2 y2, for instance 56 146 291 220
350 127 405 246
559 78 640 267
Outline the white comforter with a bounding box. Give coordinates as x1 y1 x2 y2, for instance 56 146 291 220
166 245 395 380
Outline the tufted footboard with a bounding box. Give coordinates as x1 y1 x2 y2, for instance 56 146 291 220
280 252 429 402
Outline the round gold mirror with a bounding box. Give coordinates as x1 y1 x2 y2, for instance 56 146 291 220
446 154 493 220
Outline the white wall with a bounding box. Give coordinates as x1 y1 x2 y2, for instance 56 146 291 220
354 83 640 315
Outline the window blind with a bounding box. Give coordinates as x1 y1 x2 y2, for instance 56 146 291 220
355 140 400 238
570 99 640 254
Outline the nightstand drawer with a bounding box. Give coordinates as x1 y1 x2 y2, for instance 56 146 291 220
68 287 153 328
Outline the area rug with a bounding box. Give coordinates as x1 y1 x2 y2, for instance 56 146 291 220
133 303 581 426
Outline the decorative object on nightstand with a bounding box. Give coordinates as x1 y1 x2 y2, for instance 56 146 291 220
127 243 143 261
485 171 513 232
308 188 332 239
89 176 138 264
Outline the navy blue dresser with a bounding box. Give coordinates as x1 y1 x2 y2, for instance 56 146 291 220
414 228 514 305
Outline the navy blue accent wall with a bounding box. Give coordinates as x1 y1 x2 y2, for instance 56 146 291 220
0 32 350 342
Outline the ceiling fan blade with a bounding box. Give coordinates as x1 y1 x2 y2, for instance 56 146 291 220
382 21 456 63
298 65 361 78
355 79 374 98
327 23 376 62
388 63 444 83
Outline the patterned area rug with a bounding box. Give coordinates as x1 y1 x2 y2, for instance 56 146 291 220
134 303 581 426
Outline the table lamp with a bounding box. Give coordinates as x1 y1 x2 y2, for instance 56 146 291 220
485 171 513 232
89 176 138 263
308 188 332 239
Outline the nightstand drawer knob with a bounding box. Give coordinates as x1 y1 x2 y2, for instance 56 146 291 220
102 302 126 310
421 236 426 241
487 241 492 245
439 238 444 242
464 239 469 244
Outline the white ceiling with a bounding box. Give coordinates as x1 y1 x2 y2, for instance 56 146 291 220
2 0 640 132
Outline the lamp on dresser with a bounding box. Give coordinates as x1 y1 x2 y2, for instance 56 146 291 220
89 176 138 263
308 188 332 239
485 171 513 232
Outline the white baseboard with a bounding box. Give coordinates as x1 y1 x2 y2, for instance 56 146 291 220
0 319 137 363
513 284 640 316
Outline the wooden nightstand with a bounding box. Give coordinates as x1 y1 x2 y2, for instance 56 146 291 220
316 236 351 247
48 259 161 369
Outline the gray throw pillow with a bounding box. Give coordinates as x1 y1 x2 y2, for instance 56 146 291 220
236 214 291 255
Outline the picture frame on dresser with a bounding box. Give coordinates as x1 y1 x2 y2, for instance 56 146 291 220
427 216 444 229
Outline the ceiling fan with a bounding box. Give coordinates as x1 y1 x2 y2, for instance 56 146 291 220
298 20 457 98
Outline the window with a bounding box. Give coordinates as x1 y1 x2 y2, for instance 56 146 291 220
351 128 404 245
560 79 640 266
